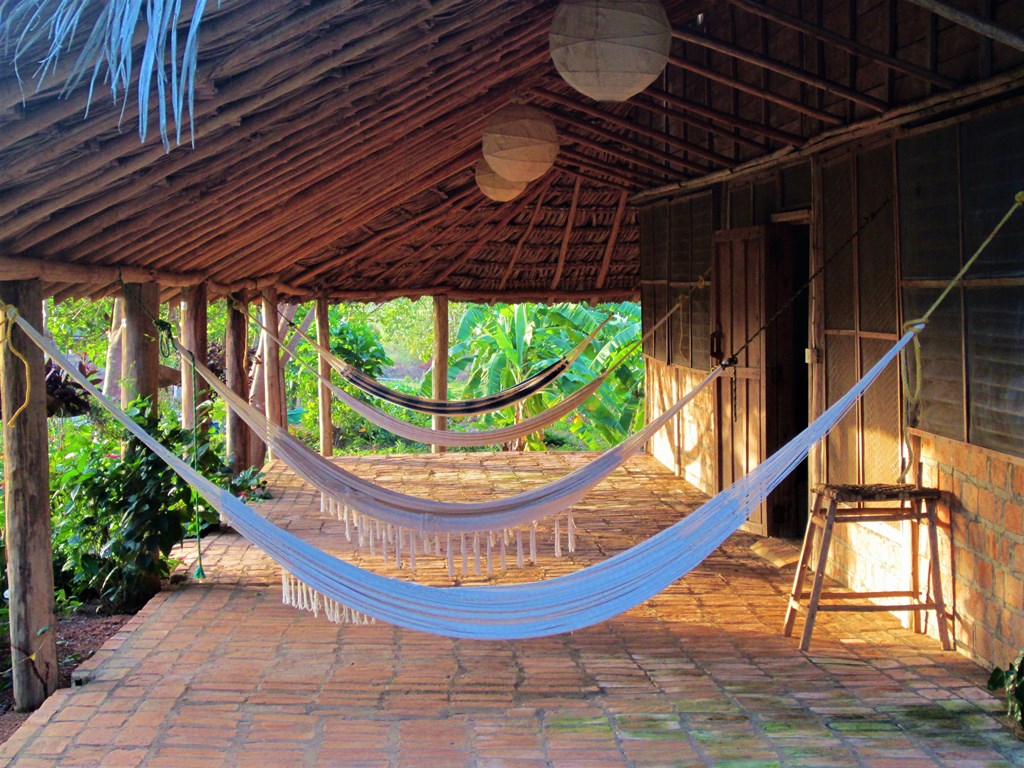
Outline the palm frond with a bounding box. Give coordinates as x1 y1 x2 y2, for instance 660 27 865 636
0 0 211 148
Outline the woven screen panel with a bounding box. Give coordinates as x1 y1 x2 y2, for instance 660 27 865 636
823 159 856 331
897 126 959 280
781 161 811 211
857 145 898 335
967 286 1024 458
960 104 1024 278
902 287 965 441
860 338 901 483
826 333 860 484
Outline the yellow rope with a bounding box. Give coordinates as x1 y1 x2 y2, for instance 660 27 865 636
0 303 33 428
899 191 1023 480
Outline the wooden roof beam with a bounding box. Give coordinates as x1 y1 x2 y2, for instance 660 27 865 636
625 96 766 152
557 146 667 190
667 55 844 125
672 27 887 112
637 87 805 146
558 130 683 183
318 287 638 304
595 191 629 291
534 104 711 174
726 0 958 89
903 0 1024 53
530 87 736 167
551 177 582 292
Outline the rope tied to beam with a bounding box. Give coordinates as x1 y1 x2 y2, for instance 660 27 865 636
0 303 33 428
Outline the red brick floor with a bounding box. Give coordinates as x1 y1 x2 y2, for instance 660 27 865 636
2 453 1021 767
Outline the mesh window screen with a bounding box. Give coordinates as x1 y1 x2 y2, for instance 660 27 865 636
861 338 901 483
729 185 753 228
781 161 811 210
669 199 692 283
823 160 856 331
641 283 655 357
960 104 1024 278
857 147 898 334
670 285 690 367
902 288 965 441
967 286 1024 458
826 334 860 483
754 179 776 225
897 127 959 279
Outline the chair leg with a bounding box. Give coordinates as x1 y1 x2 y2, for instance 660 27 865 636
800 500 837 652
783 493 823 637
926 500 953 651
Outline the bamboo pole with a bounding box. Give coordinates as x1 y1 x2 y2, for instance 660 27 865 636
431 295 449 454
499 176 556 292
315 298 333 458
0 279 58 711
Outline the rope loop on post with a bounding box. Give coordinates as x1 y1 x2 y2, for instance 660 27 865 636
0 301 32 428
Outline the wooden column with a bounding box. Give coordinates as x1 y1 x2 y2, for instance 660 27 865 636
316 298 333 458
225 293 251 474
261 289 284 460
180 283 209 430
431 294 449 454
0 280 58 710
121 282 160 418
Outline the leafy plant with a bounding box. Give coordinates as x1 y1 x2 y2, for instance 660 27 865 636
988 651 1024 727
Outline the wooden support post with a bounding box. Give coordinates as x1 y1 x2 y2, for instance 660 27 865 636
0 280 58 710
225 293 251 474
121 283 160 418
180 283 209 430
431 294 449 454
261 289 284 460
316 298 333 458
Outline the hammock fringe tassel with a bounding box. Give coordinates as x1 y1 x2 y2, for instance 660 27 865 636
282 570 376 625
319 492 575 575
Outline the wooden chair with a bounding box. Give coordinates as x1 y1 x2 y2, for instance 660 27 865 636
783 483 952 651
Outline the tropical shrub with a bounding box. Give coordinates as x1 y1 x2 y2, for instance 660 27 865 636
989 651 1024 727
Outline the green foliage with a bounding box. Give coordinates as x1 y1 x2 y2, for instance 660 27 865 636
988 651 1024 726
48 398 265 613
447 301 643 450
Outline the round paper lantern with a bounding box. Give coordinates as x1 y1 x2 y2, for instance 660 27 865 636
475 158 527 202
549 0 672 102
481 104 558 183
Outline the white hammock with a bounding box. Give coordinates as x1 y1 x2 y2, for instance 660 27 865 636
15 312 916 639
175 336 722 534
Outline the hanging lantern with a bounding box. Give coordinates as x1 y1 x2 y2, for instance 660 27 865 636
549 0 672 102
475 158 527 202
481 104 558 183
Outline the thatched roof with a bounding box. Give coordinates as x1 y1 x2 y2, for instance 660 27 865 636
0 0 1022 303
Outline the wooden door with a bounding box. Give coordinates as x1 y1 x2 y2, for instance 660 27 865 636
712 226 808 538
713 228 768 535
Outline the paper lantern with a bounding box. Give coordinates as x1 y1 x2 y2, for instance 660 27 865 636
481 104 558 183
475 158 527 202
549 0 672 102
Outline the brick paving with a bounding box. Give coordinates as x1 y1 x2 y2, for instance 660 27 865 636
2 452 1022 767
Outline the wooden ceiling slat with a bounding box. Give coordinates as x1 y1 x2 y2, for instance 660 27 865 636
498 175 557 292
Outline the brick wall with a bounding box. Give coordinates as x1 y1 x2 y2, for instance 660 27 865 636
916 431 1024 668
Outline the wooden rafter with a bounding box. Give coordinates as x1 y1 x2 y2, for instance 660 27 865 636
903 0 1024 53
595 190 630 291
499 175 556 292
551 177 582 292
